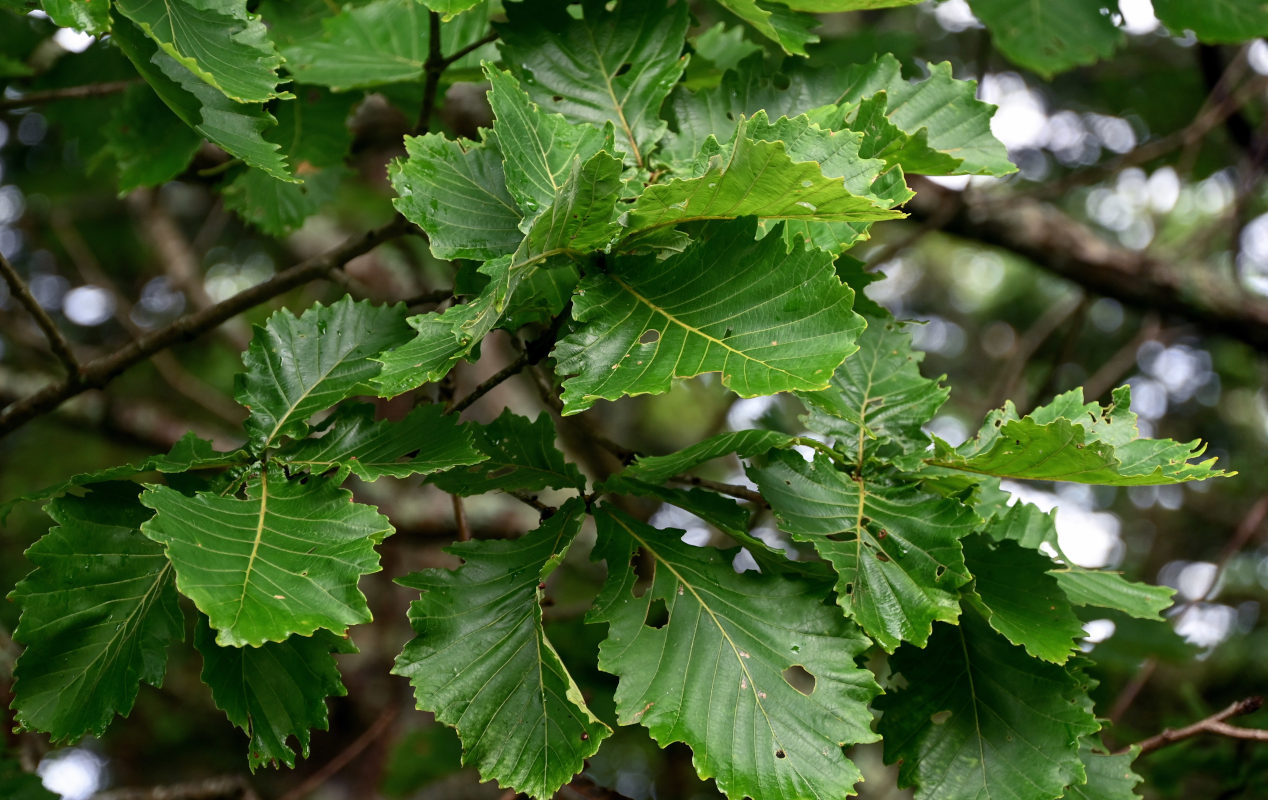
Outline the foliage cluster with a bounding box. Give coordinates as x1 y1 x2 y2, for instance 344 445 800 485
2 1 1266 799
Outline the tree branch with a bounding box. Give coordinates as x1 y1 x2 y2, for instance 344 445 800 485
1121 696 1267 756
0 217 412 439
906 176 1268 355
0 80 141 112
415 11 445 135
0 250 80 378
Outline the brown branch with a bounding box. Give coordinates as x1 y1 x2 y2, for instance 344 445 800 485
415 11 445 135
450 352 530 414
452 493 471 541
0 250 80 378
670 475 768 507
1121 696 1267 756
0 79 141 112
92 775 258 800
0 217 412 439
442 31 499 68
276 705 399 800
906 176 1268 355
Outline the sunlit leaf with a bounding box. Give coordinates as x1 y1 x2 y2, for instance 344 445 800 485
968 0 1122 78
554 217 864 413
141 468 392 647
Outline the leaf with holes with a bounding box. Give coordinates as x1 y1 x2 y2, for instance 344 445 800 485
394 500 609 798
195 617 354 769
750 450 976 651
281 403 485 482
496 0 689 165
590 507 881 800
878 612 1100 800
140 467 392 647
553 217 864 414
10 483 183 742
429 410 585 496
235 297 413 450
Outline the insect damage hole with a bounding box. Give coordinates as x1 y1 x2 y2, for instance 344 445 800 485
639 329 660 344
782 665 816 696
644 597 670 629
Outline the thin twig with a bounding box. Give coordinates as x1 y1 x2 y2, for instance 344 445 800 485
0 79 140 112
92 774 258 800
670 475 768 507
0 250 80 378
1121 696 1267 756
441 30 499 68
403 288 453 308
450 352 530 414
276 705 399 800
452 494 471 541
0 217 412 439
415 11 445 135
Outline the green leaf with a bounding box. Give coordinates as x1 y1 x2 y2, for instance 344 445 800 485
282 403 485 482
553 217 865 414
620 429 799 485
590 507 881 800
968 0 1123 79
42 0 110 34
115 0 287 103
421 0 482 19
625 120 903 238
140 468 393 647
222 165 345 237
878 613 1100 800
394 500 609 799
10 484 182 742
800 314 948 467
713 0 821 56
1052 569 1175 621
749 450 976 651
485 65 617 220
514 150 625 265
429 410 586 496
931 386 1232 485
101 84 202 191
195 617 353 769
1063 743 1143 800
236 297 413 450
847 91 965 175
963 535 1085 664
496 0 689 166
280 0 427 90
1152 0 1268 42
692 22 762 72
270 86 354 169
773 0 925 8
370 311 473 397
390 133 524 261
111 16 295 181
981 501 1061 551
0 432 246 518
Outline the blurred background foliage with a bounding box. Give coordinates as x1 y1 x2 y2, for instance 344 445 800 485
2 1 1268 798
